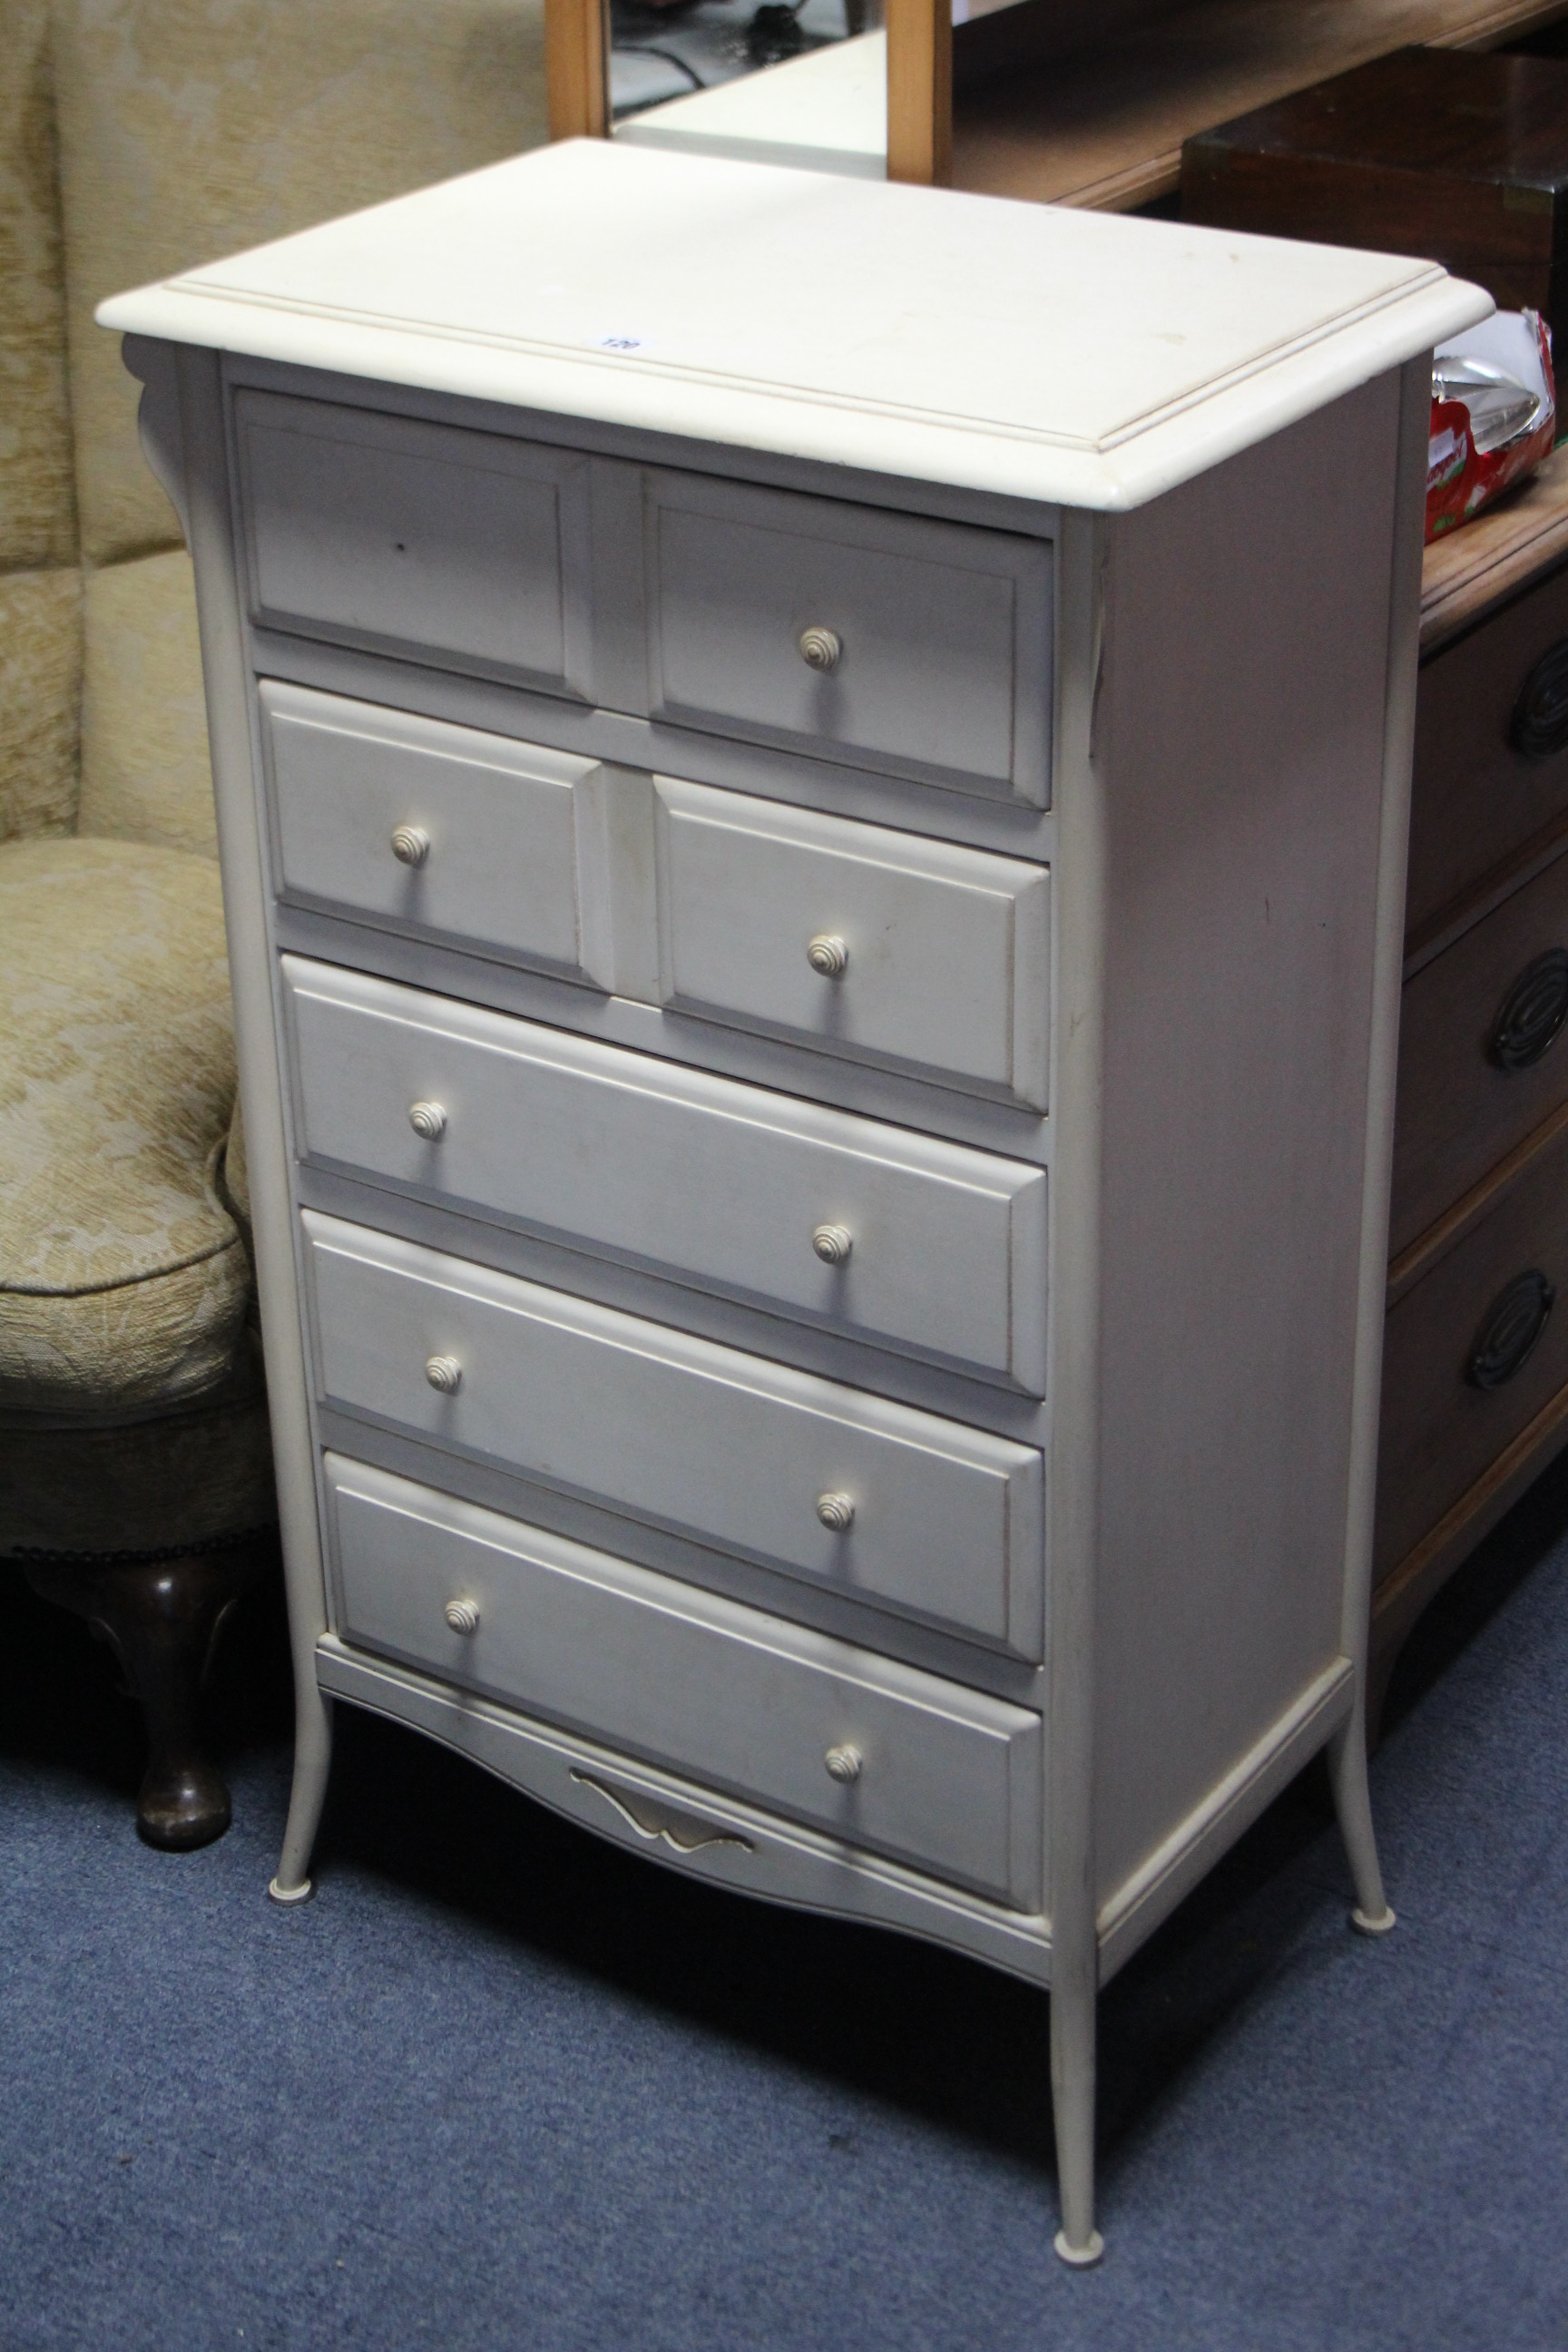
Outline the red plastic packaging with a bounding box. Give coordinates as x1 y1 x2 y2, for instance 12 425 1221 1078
1426 310 1556 543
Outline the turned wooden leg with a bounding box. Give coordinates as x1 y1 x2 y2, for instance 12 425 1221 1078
21 1542 262 1849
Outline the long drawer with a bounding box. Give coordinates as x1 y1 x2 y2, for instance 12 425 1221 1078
284 960 1047 1389
237 392 593 695
325 1455 1044 1909
1410 557 1568 942
1392 842 1568 1257
1377 1112 1568 1578
303 1214 1044 1655
643 469 1053 805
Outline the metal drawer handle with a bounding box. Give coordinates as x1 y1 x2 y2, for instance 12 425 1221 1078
1466 1269 1555 1391
408 1100 447 1141
1511 640 1568 760
816 1491 856 1533
444 1597 480 1635
798 625 841 674
1489 949 1568 1072
425 1354 463 1395
391 822 431 867
824 1742 862 1785
806 933 848 978
812 1222 852 1266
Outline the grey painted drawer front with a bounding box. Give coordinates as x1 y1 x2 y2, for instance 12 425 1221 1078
237 392 593 694
644 471 1053 804
655 778 1050 1107
305 1215 1044 1654
285 959 1047 1389
262 682 610 983
326 1455 1044 1907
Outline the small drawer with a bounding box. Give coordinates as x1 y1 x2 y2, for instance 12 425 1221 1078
654 777 1050 1107
236 392 593 695
1392 845 1568 1258
284 960 1047 1390
262 684 611 985
1410 560 1568 941
1377 1114 1568 1578
643 471 1052 805
325 1455 1044 1908
304 1214 1044 1656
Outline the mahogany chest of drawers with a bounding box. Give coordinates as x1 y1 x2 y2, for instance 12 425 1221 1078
101 139 1483 2259
1374 452 1568 1715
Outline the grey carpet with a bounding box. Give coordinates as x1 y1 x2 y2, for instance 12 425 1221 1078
4 1461 1566 2352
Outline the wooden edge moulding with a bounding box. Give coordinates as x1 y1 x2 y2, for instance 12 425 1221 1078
546 0 1568 208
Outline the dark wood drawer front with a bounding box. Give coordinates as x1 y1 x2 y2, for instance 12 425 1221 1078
1377 1119 1568 1578
1392 848 1568 1258
1410 561 1568 944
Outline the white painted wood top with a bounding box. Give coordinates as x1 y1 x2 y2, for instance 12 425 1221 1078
101 141 1486 509
615 33 887 181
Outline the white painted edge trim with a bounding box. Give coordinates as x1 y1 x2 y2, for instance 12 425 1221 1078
99 278 1490 514
1094 1658 1356 1984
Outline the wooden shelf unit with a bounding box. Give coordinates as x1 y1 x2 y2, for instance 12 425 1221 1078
548 0 1568 208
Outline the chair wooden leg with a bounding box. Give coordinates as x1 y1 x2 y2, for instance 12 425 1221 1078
21 1542 262 1849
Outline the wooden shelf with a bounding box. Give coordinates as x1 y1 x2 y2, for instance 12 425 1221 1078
951 0 1568 211
1421 445 1568 652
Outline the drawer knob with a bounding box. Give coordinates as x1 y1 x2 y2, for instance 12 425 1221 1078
1489 949 1568 1073
1466 1269 1555 1391
806 934 848 978
1511 640 1568 760
816 1491 856 1533
824 1742 863 1785
391 823 431 867
798 625 842 674
408 1100 448 1141
444 1597 480 1635
425 1354 464 1395
812 1222 853 1266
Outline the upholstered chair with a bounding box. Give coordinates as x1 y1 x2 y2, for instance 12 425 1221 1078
0 0 546 1846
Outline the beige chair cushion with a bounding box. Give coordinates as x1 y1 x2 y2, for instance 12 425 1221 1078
0 835 248 1419
79 549 216 858
0 0 76 573
0 565 81 841
53 0 549 566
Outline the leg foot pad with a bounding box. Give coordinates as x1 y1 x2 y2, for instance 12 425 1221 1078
268 1875 315 1906
1054 2229 1104 2269
1350 1903 1396 1937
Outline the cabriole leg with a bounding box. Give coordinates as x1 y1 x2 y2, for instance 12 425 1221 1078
1051 1959 1104 2267
1328 1705 1396 1937
269 1681 333 1905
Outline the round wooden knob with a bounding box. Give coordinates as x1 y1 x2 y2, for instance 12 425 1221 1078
816 1492 855 1533
408 1100 447 1141
444 1597 480 1635
824 1743 862 1785
425 1354 463 1395
806 934 848 978
812 1223 852 1266
798 625 842 674
391 823 430 867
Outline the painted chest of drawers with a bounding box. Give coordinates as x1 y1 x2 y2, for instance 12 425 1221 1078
102 140 1485 2259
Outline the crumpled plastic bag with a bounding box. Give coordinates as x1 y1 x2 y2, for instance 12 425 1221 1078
1427 308 1556 543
